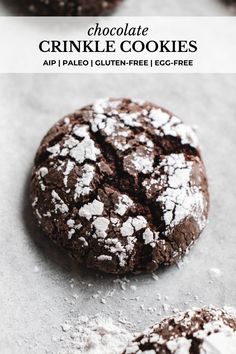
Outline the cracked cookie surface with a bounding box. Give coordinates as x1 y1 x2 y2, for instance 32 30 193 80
30 98 209 274
122 307 236 354
24 0 121 16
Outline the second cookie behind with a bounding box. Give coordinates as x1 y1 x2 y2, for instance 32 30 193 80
25 0 122 16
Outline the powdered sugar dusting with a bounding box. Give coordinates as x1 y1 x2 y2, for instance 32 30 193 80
73 125 89 138
79 200 104 220
142 228 159 247
51 190 69 214
104 235 136 267
58 314 132 354
74 164 95 200
143 153 206 234
36 166 48 191
199 330 236 354
115 195 134 216
47 143 60 157
69 137 100 163
166 337 191 354
66 219 82 240
93 98 114 115
149 108 199 148
47 132 100 164
120 112 141 127
130 152 154 174
63 160 75 187
93 217 110 238
121 216 147 237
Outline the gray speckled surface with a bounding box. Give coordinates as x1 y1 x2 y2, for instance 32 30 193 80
0 73 236 353
0 0 236 16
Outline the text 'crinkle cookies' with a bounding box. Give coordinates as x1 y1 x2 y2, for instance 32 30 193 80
122 307 236 354
30 98 209 274
25 0 121 16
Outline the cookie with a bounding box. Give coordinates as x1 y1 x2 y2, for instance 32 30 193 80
25 0 121 16
223 0 236 3
122 307 236 354
30 98 209 274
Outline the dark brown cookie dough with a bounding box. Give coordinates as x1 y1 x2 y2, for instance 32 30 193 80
223 0 236 4
30 98 209 274
24 0 121 16
122 307 236 354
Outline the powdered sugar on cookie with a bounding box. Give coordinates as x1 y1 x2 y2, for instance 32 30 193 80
74 164 95 200
115 195 134 216
79 199 104 220
144 153 207 233
149 108 199 148
123 307 236 354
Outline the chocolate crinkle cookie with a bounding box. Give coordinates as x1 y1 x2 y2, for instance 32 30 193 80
122 307 236 354
24 0 121 16
30 98 209 274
